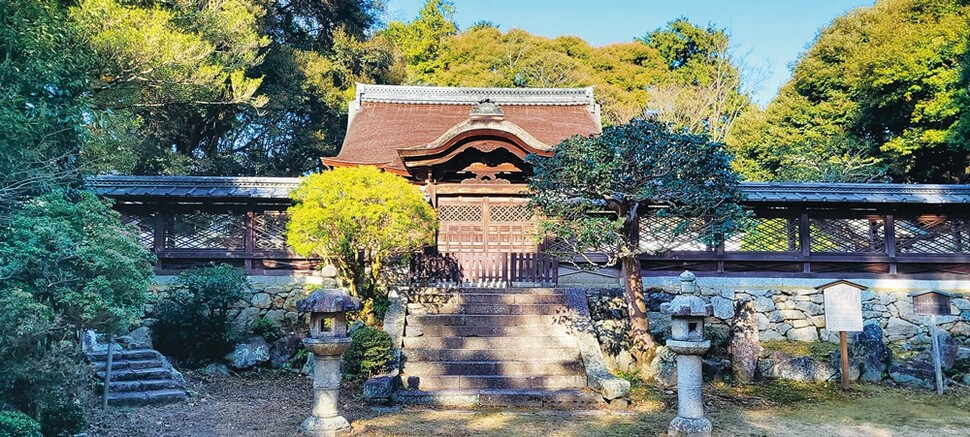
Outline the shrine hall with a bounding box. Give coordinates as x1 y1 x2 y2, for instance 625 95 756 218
323 84 602 257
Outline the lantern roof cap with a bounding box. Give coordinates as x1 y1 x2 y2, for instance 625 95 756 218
660 295 712 317
296 288 361 313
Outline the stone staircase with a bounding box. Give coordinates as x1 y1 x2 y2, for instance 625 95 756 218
396 287 602 408
88 348 187 406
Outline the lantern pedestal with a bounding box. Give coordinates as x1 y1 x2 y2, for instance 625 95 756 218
301 337 353 436
661 271 714 437
296 289 361 437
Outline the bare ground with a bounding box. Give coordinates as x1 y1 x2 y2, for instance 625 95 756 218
85 372 970 437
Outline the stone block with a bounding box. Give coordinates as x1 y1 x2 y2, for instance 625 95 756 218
755 313 770 331
886 317 921 341
809 315 826 327
711 297 735 319
746 289 770 297
793 301 823 315
363 375 399 404
760 330 785 342
718 289 736 300
251 293 272 309
777 309 804 320
777 323 792 335
320 265 338 277
753 296 775 312
861 290 875 301
786 326 819 342
790 319 811 329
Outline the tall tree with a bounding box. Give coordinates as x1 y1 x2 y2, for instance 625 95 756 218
527 119 746 358
383 0 459 84
727 0 970 183
640 19 754 142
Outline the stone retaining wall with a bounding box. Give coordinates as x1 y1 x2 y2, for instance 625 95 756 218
147 267 340 336
638 277 970 346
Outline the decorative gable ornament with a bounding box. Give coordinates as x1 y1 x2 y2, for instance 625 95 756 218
469 99 504 120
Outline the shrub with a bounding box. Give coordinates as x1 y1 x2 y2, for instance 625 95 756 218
0 410 42 437
38 401 85 437
152 264 250 366
251 316 283 342
341 326 393 382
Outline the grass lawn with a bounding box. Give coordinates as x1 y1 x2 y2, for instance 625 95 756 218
87 372 970 437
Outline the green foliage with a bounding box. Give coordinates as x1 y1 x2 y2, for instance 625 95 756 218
341 326 393 382
0 191 155 332
0 410 42 437
383 0 459 83
527 118 747 262
152 264 250 366
727 0 970 183
287 167 437 304
251 316 283 342
0 0 97 218
0 191 147 434
38 401 85 437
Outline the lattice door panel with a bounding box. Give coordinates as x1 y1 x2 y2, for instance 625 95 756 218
254 211 289 250
810 218 885 253
724 217 800 252
166 212 246 250
489 204 532 222
895 218 969 254
122 213 156 247
639 216 711 252
438 204 483 222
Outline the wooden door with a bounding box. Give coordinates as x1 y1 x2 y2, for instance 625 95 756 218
437 197 534 254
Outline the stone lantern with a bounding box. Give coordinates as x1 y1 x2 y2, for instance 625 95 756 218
660 271 713 437
296 288 362 437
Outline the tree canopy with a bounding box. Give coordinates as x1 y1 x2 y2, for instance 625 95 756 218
287 167 437 316
727 0 970 183
527 118 746 354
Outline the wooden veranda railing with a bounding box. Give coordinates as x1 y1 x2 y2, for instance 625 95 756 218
409 252 559 287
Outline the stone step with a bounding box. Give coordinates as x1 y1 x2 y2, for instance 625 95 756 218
405 348 580 362
403 360 585 376
97 367 172 382
408 293 566 306
88 348 160 362
407 303 568 316
93 358 164 371
404 375 587 391
393 389 602 408
107 379 182 393
403 335 576 350
407 324 570 338
407 314 563 327
415 287 560 295
107 389 187 407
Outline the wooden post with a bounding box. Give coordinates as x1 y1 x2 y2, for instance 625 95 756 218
102 332 114 410
930 314 944 395
839 331 850 390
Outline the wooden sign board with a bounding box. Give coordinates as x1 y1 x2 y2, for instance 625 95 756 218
823 284 863 332
912 291 952 316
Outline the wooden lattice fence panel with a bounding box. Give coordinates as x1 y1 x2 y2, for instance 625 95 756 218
254 211 288 250
724 217 800 252
895 218 969 254
121 213 156 248
165 211 246 250
810 218 885 253
639 216 711 252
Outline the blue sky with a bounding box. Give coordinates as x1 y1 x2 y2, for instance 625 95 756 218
383 0 876 105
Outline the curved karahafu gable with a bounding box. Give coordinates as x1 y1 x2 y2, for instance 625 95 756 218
323 84 602 180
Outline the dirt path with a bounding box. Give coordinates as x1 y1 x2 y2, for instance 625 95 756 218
85 372 970 437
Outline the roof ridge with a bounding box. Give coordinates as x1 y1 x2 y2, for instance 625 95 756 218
354 84 596 106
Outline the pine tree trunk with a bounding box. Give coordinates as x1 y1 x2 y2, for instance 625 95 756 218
622 255 656 354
